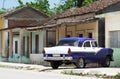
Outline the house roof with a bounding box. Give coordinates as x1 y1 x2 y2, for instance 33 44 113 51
56 0 120 19
0 6 49 18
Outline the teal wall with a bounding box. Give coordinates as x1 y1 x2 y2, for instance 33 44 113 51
24 32 30 58
111 48 120 67
7 31 45 64
8 33 30 63
32 31 44 54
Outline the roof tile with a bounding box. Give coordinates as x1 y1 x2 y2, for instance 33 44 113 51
57 0 120 19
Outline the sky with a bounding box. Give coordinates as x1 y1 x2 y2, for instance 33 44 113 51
0 0 61 9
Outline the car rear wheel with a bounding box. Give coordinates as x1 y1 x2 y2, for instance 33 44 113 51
76 58 86 68
50 61 60 69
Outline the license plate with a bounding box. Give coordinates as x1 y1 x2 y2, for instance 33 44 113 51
53 54 60 57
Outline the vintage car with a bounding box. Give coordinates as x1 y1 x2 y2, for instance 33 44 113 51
42 37 113 69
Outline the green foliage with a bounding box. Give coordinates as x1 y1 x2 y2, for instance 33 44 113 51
16 0 98 16
53 0 97 14
53 0 76 14
0 8 8 14
18 0 24 7
17 0 54 16
115 73 120 79
83 0 98 5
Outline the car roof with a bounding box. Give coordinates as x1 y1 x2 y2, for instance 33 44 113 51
60 37 94 43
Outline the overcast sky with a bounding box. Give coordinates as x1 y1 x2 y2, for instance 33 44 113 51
0 0 61 9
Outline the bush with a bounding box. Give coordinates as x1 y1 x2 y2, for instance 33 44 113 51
115 73 120 79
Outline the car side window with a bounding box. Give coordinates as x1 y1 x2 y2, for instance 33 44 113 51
84 41 91 47
91 41 98 47
78 42 82 47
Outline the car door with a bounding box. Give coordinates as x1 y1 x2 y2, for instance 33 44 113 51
83 41 96 62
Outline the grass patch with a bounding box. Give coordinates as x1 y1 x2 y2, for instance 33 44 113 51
61 70 118 79
115 73 120 79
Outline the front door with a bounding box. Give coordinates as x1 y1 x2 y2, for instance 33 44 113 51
13 35 20 63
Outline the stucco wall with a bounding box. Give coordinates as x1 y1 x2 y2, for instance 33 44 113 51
0 18 5 29
0 18 8 57
105 13 120 47
0 19 5 57
56 21 98 42
111 48 120 67
57 26 66 41
76 21 98 40
32 31 44 54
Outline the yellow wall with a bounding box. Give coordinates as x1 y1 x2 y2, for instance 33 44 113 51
0 18 5 56
76 21 97 39
0 18 5 29
57 26 66 41
56 21 98 42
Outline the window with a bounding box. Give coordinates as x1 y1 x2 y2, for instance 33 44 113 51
35 35 39 53
57 40 79 46
27 36 29 57
23 36 25 56
66 35 71 38
78 42 82 47
91 41 98 47
79 34 83 37
15 41 18 54
84 41 91 47
110 31 120 48
88 33 92 38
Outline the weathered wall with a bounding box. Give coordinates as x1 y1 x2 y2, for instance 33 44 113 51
56 21 98 42
105 13 120 47
76 21 98 40
111 48 120 67
0 18 5 29
32 31 44 54
57 26 66 41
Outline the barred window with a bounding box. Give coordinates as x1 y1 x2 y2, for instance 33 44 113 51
110 31 120 48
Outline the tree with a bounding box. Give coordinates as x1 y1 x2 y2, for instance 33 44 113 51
0 8 8 14
54 0 98 14
17 0 54 16
53 0 76 14
17 0 98 16
18 0 24 7
75 0 84 7
83 0 98 5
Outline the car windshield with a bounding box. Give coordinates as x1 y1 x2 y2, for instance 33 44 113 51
57 40 82 47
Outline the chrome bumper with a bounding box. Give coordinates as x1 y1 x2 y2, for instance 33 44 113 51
43 56 73 61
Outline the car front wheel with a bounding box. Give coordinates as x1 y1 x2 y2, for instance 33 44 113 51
102 56 111 67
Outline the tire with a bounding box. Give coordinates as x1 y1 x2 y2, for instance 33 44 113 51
76 58 86 68
50 61 59 69
102 56 110 67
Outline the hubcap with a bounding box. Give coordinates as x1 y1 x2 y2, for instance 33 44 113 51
106 58 110 66
79 58 84 68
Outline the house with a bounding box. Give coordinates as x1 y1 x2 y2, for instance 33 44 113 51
31 0 120 66
1 0 120 66
35 0 120 47
96 11 120 67
0 6 49 63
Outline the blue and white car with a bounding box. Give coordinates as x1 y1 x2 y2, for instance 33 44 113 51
43 37 113 69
